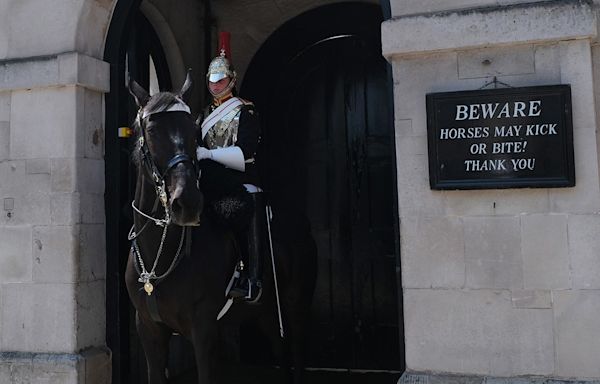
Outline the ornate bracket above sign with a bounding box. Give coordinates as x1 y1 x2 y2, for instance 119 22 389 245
426 85 575 190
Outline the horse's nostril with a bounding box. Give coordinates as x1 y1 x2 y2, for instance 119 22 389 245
171 197 184 214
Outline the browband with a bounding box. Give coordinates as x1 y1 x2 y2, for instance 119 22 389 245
141 100 191 119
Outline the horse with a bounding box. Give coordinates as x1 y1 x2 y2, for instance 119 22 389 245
124 73 317 384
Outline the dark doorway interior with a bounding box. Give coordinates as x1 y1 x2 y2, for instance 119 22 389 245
104 2 174 383
105 1 403 383
242 1 404 377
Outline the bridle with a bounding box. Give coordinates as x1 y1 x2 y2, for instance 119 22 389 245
129 99 201 296
133 100 200 226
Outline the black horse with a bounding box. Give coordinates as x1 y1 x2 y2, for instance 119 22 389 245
125 74 317 384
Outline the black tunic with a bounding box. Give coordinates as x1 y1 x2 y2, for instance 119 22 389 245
196 101 261 204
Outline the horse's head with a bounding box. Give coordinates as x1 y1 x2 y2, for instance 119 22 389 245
128 72 203 226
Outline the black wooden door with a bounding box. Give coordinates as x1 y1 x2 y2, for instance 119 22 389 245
264 35 402 371
105 6 174 383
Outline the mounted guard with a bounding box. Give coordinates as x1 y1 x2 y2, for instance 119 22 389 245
196 31 265 303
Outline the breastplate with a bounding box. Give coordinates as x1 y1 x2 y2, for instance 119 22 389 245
204 106 242 149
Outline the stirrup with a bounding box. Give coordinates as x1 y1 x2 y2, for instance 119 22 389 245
245 280 262 304
230 278 262 304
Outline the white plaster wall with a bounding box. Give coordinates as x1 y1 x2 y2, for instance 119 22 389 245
384 0 600 379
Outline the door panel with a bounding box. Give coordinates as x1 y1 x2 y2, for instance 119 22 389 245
266 35 401 371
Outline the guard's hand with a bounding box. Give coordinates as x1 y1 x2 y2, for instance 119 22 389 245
196 147 213 160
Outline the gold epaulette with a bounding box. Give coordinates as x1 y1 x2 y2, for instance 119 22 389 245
238 97 255 107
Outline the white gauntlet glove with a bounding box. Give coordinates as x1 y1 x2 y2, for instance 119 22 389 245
195 146 246 172
196 147 213 160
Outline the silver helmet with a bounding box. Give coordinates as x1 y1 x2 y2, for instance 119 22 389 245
206 32 237 99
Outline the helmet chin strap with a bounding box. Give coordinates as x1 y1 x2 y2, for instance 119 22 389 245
208 74 237 103
211 90 234 106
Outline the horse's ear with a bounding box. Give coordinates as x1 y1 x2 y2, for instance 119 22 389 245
178 69 193 100
128 76 150 107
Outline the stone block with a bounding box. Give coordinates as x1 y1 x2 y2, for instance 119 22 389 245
390 0 496 17
392 52 464 131
0 349 110 384
404 289 554 375
58 53 110 93
559 40 595 132
84 89 104 159
389 0 551 18
0 54 60 90
26 159 51 175
398 372 600 384
383 1 596 58
0 161 51 226
393 52 485 138
32 225 77 283
0 121 8 161
51 158 76 193
554 290 600 377
521 214 570 289
10 88 80 159
75 281 105 350
458 45 535 79
0 225 32 282
1 283 76 352
399 372 485 384
32 353 80 383
0 53 110 92
396 137 445 218
78 224 106 282
568 214 600 289
395 119 413 138
51 193 80 225
0 10 6 60
80 193 104 224
74 0 114 59
5 2 78 59
550 129 600 214
77 158 104 194
0 91 10 121
401 216 465 289
444 189 550 217
511 290 552 309
534 43 561 84
464 216 523 289
0 354 33 384
82 347 111 384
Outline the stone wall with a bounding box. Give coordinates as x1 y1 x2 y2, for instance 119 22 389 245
384 0 600 380
0 1 115 383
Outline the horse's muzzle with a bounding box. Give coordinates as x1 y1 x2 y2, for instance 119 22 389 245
169 182 203 226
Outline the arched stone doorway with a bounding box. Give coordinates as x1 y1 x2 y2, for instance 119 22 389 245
103 1 402 383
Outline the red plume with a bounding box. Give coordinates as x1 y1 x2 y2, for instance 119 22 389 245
218 31 232 61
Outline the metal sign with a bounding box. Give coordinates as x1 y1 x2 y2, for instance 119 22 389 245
426 85 575 190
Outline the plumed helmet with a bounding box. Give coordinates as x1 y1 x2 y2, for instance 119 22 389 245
207 51 234 83
207 32 237 98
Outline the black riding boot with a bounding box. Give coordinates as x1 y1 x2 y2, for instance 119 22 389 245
230 192 264 303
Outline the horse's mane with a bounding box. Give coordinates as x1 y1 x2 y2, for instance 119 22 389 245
131 92 182 167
